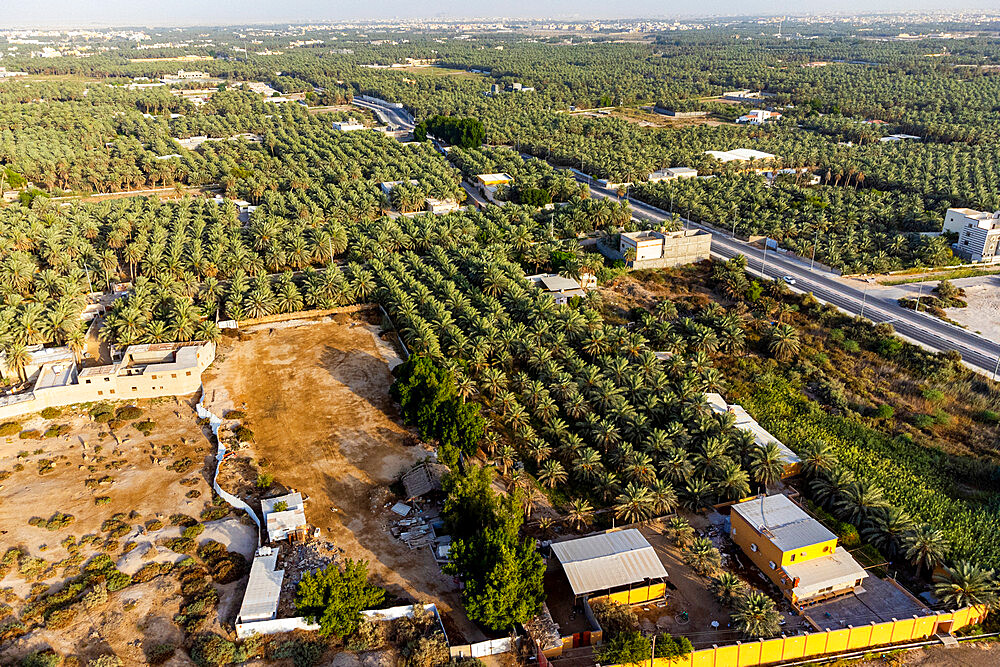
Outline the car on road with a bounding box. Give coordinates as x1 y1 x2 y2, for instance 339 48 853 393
780 275 797 285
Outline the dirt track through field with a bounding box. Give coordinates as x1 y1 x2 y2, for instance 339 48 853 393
203 317 486 642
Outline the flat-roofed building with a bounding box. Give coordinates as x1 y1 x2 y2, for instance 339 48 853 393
332 120 367 131
475 173 515 204
0 341 215 421
647 166 698 183
730 495 868 608
237 546 284 623
550 529 668 604
737 110 782 124
616 229 712 269
379 179 420 195
526 273 587 305
704 392 801 477
425 197 461 214
943 207 1000 263
262 491 308 543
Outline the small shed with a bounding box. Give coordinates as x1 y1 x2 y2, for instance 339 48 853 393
402 462 448 499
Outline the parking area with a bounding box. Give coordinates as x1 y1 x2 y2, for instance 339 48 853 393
803 575 930 631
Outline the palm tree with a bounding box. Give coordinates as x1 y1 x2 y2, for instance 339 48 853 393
799 439 837 479
768 323 801 361
682 537 721 575
648 479 678 516
732 591 782 639
3 342 31 382
664 516 694 547
811 466 855 509
862 506 914 557
716 460 751 501
538 460 567 489
614 482 653 524
834 479 889 526
903 524 950 577
933 561 998 609
711 572 748 607
750 442 785 491
564 498 594 532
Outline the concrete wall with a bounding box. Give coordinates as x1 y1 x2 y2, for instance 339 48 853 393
598 230 711 270
237 304 375 328
604 605 988 667
0 343 215 421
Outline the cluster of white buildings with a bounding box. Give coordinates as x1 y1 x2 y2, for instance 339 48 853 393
704 148 776 164
647 166 698 183
737 109 782 124
943 207 1000 264
0 341 216 421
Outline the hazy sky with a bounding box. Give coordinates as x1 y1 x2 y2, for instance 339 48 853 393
1 0 996 28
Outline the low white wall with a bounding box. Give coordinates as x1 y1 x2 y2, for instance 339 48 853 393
236 617 319 638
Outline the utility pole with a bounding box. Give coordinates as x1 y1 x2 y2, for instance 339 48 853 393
860 280 870 318
650 633 656 667
761 239 770 278
915 283 924 312
810 226 820 271
993 354 1000 382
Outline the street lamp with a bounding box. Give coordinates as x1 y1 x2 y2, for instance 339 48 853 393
761 239 770 278
993 354 1000 382
915 283 924 312
860 279 872 318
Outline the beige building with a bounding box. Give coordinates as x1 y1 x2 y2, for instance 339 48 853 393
0 341 215 421
705 392 801 477
617 229 712 269
648 167 698 183
425 198 461 214
943 208 1000 263
526 273 587 305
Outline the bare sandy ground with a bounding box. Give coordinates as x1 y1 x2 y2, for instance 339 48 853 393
202 316 486 643
943 276 1000 339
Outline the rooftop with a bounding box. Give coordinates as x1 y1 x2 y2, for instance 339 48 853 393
476 172 514 184
731 495 836 553
705 148 776 163
550 528 668 597
785 546 868 594
238 547 284 622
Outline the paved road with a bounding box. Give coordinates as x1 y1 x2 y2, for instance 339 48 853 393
351 98 415 131
577 177 1000 376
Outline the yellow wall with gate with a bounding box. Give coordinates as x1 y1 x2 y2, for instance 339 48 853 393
607 605 987 667
591 582 668 606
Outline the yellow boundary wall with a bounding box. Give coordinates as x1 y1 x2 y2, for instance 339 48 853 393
592 583 668 607
607 605 987 667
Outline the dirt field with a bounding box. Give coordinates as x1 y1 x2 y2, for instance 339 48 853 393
202 316 487 643
943 275 1000 339
0 396 255 663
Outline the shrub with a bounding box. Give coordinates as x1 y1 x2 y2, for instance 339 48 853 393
19 649 62 667
182 523 205 540
235 426 255 442
654 633 693 660
146 519 164 531
590 599 639 637
134 420 156 436
0 422 21 436
45 605 77 629
273 500 288 512
19 430 40 440
145 644 176 666
922 388 946 403
43 424 71 439
595 630 650 665
94 496 111 506
29 512 75 531
224 410 246 420
93 412 114 424
87 655 123 667
105 570 132 592
163 537 196 554
39 407 62 419
874 404 895 420
975 409 1000 424
256 472 274 489
115 406 143 421
83 583 108 609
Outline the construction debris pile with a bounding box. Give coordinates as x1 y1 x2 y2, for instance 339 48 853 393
524 603 563 653
275 539 343 617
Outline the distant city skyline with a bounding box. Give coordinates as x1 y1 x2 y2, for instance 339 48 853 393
2 1 999 29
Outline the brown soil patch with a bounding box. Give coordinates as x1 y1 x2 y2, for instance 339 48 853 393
202 319 486 643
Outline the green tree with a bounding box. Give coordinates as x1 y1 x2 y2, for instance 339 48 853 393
595 630 651 667
295 559 386 638
932 561 998 609
443 469 545 631
731 591 781 639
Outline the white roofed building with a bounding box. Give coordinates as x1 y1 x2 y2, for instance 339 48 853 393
705 392 801 477
550 529 668 603
262 491 308 543
526 273 587 305
237 546 284 623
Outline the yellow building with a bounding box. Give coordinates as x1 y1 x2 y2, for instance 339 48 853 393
731 495 867 608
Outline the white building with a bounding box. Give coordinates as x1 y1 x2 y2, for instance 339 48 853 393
943 208 1000 264
175 69 208 79
236 546 284 623
878 133 921 143
425 198 461 214
332 120 367 131
525 273 587 305
737 110 782 124
648 167 698 183
262 491 308 543
704 392 802 477
379 179 419 196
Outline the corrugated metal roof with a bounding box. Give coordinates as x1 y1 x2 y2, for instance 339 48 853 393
238 547 284 622
732 495 836 552
550 529 668 596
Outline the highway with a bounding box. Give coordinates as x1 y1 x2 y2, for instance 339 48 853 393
576 177 1000 376
351 98 416 131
